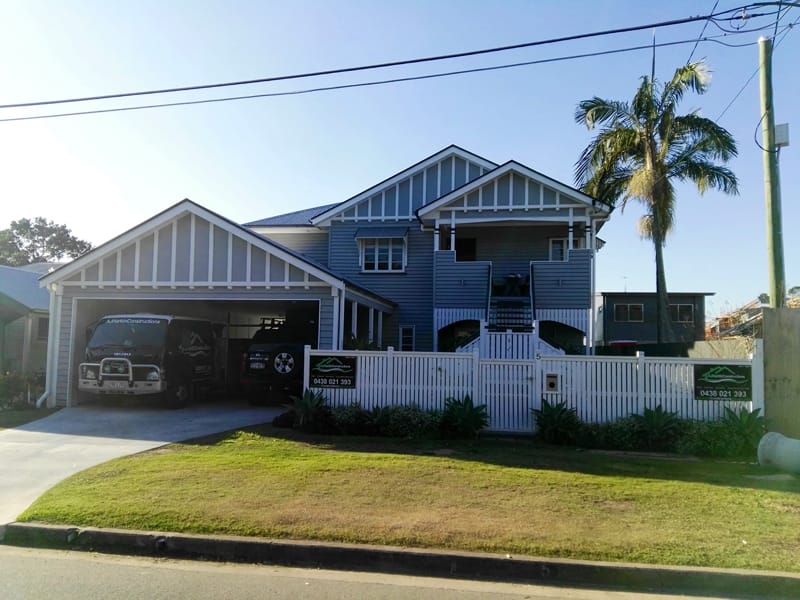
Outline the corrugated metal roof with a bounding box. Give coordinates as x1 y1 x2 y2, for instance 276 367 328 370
0 265 50 314
244 203 340 227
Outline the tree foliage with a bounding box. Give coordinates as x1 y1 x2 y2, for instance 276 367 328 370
0 217 92 266
575 61 738 342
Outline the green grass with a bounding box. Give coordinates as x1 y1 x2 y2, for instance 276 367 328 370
18 426 800 572
0 408 59 430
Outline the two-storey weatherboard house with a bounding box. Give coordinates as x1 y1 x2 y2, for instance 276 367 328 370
246 145 611 354
37 144 613 407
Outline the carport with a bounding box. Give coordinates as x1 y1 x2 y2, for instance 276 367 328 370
38 200 394 407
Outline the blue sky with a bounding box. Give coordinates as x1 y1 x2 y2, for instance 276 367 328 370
0 0 797 318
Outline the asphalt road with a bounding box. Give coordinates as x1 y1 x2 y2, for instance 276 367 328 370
0 546 725 600
0 399 279 524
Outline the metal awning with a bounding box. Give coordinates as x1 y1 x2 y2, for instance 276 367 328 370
353 226 409 240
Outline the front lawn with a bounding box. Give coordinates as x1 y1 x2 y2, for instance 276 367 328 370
18 426 800 572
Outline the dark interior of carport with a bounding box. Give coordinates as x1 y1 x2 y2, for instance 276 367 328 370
71 298 319 402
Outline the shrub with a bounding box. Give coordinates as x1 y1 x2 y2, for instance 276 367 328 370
370 405 441 439
576 418 641 451
719 407 766 458
0 372 32 410
272 409 296 429
291 389 328 432
332 402 374 436
440 394 489 439
677 409 766 459
532 399 582 445
630 405 684 452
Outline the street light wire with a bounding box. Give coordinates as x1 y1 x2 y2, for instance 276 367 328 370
0 35 764 124
688 0 720 63
0 2 786 111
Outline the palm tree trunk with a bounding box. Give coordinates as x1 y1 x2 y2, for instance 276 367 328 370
651 216 674 344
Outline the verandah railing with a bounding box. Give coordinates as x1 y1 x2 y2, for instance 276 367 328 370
303 345 763 434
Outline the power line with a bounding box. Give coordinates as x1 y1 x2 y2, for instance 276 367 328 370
0 34 763 124
716 14 798 121
688 0 720 63
0 2 785 111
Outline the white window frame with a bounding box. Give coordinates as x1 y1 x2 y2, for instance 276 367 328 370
614 303 644 323
399 325 415 351
359 238 407 273
549 237 585 261
669 304 694 323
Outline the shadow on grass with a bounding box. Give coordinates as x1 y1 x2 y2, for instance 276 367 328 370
179 421 800 495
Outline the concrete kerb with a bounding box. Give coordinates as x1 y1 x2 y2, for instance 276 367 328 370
3 522 800 599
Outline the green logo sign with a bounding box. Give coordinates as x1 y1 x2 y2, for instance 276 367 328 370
694 365 751 401
309 355 357 388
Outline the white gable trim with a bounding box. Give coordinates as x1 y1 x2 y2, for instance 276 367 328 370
42 199 345 291
417 161 610 219
310 145 497 227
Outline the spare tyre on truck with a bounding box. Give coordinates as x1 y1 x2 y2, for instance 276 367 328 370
240 308 317 404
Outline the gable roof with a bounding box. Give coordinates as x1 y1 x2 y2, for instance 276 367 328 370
244 203 340 227
41 199 345 290
416 160 610 219
0 265 50 321
40 199 396 309
310 145 497 226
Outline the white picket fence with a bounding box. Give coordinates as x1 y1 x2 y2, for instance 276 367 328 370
455 324 565 358
303 344 764 434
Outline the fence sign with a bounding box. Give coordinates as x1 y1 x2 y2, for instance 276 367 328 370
694 364 752 401
309 355 357 388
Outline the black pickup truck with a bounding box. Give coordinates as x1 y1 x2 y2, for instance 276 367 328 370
240 311 317 403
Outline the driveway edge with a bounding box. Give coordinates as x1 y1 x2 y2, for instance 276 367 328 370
3 522 799 598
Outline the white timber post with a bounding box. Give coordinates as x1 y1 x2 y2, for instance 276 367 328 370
472 349 481 405
368 308 375 344
751 338 765 414
636 351 646 413
479 319 488 358
351 301 358 340
303 345 311 393
387 346 395 406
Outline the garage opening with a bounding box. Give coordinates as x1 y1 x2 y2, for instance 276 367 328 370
70 298 319 405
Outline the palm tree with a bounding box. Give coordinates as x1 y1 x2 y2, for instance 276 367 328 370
575 61 738 343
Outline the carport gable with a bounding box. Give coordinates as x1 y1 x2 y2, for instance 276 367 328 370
39 200 349 408
42 199 342 292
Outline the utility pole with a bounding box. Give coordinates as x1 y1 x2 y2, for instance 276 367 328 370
759 36 786 308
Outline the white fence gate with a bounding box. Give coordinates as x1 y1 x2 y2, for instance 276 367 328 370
304 343 764 434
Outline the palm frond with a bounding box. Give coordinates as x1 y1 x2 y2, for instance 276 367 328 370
660 61 711 110
575 97 633 129
669 160 739 195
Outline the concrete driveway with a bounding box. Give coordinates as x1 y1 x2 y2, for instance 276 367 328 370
0 400 281 525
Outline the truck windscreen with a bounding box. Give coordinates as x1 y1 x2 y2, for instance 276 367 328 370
89 317 168 348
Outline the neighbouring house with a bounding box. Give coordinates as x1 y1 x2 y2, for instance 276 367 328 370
0 264 53 375
707 294 800 338
596 291 713 349
38 145 612 406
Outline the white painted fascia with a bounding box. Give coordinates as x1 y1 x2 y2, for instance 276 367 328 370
417 161 610 220
41 199 346 292
310 145 497 227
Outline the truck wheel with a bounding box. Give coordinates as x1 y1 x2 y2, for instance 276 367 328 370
164 380 191 409
272 347 299 378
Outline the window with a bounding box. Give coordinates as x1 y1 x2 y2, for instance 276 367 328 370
37 317 49 340
614 303 643 322
399 326 415 351
549 237 585 261
670 304 694 323
361 238 406 272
